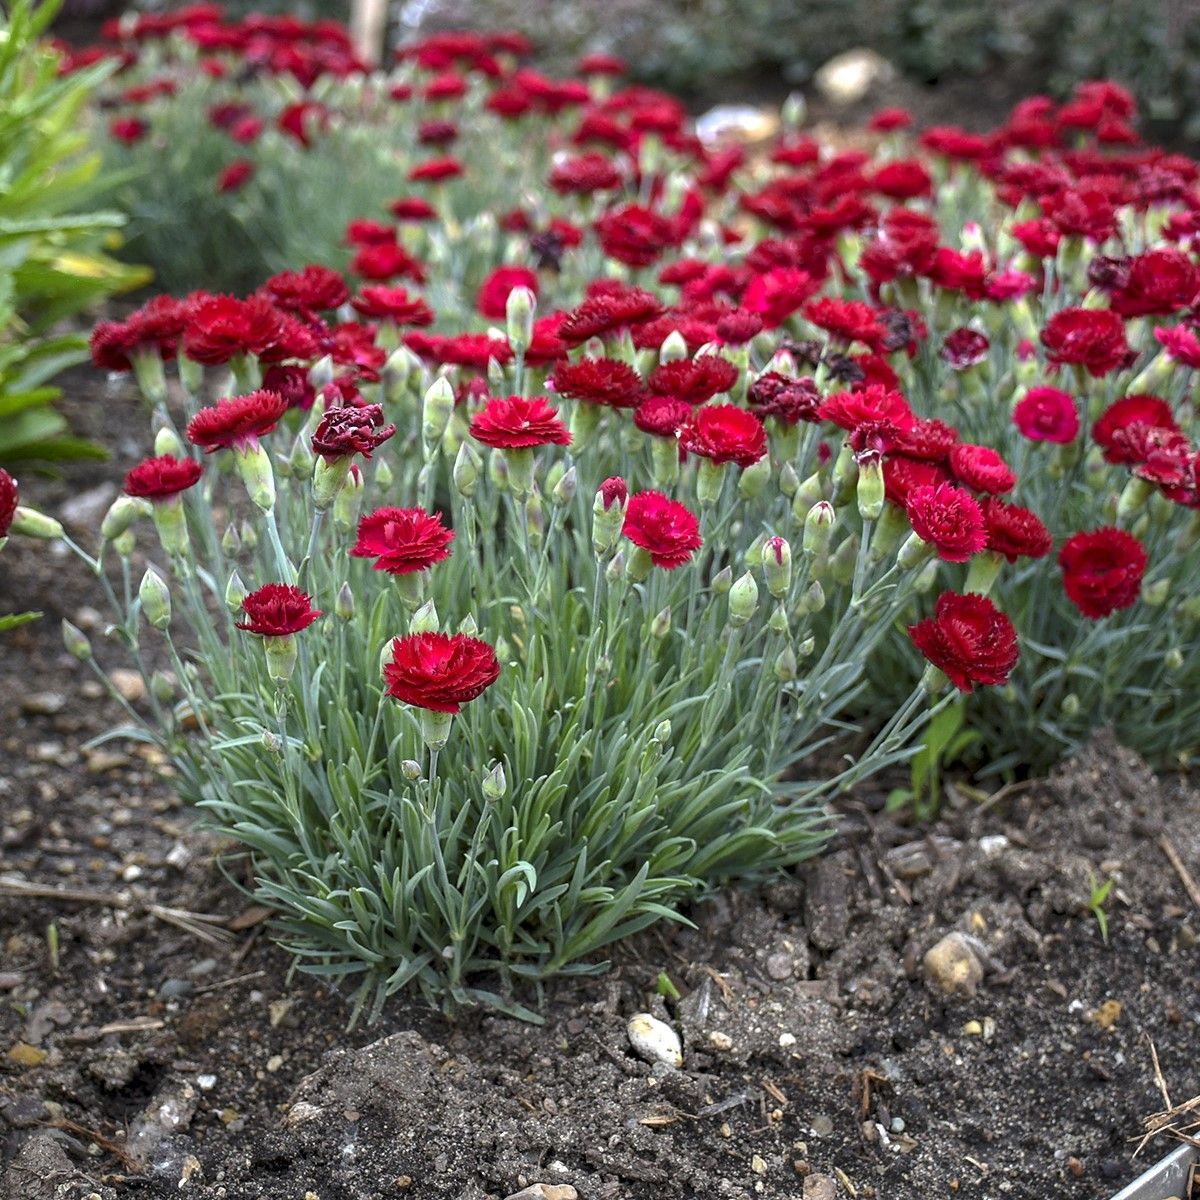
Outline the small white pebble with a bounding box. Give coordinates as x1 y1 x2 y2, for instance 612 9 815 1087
778 1032 797 1048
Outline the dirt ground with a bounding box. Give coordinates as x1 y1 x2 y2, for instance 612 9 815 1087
2 378 1199 1200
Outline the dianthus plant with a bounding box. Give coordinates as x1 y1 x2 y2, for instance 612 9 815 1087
60 287 985 1019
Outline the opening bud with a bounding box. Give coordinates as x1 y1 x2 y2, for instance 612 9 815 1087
401 759 423 782
422 377 456 451
727 571 759 627
225 570 248 612
505 286 536 355
139 567 172 630
408 599 439 634
552 465 578 506
762 536 792 598
482 762 507 801
153 425 185 458
61 619 93 661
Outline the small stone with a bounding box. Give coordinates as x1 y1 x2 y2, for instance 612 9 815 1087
1066 1156 1084 1178
268 999 294 1027
158 978 193 999
751 1154 767 1175
503 1187 578 1200
962 1020 983 1036
890 1117 906 1133
179 1155 203 1187
196 1074 217 1091
121 864 144 883
21 692 65 716
803 1174 839 1200
626 1013 682 1068
1089 999 1121 1030
779 1032 797 1048
108 669 146 704
266 1055 284 1073
923 932 985 997
813 48 895 105
765 953 794 981
708 1031 733 1052
285 1101 322 1127
7 1042 47 1068
810 1114 834 1137
85 748 129 775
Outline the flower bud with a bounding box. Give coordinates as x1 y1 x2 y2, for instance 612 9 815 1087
781 90 806 130
1141 577 1169 606
711 564 733 594
238 518 258 550
1165 647 1184 671
659 329 689 363
796 635 815 659
856 453 885 521
1061 693 1081 717
401 759 423 782
375 457 394 489
486 355 507 396
767 603 789 634
332 464 364 532
552 465 577 506
61 619 93 661
799 579 825 614
898 531 932 569
482 761 508 801
792 472 825 520
1117 475 1154 522
868 502 909 563
738 454 771 500
112 529 136 559
313 455 352 510
288 431 314 479
419 709 454 751
913 558 939 593
454 440 481 498
727 571 759 627
606 547 628 584
744 533 766 569
802 500 835 557
153 425 185 458
525 489 545 546
458 613 479 636
778 461 799 499
762 536 792 598
234 444 275 511
335 582 355 620
654 718 672 743
261 729 284 754
592 477 628 557
101 495 149 541
964 550 1003 597
505 286 536 355
409 599 439 634
650 436 680 488
151 670 175 704
774 644 798 681
225 570 247 612
651 606 671 639
625 545 652 583
830 442 857 503
422 377 456 452
222 523 241 556
10 506 64 540
830 534 858 586
139 568 172 630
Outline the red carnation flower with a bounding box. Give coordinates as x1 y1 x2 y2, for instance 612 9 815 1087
405 332 512 372
908 592 1019 692
599 476 628 509
262 264 348 315
980 498 1053 562
1013 387 1080 444
893 418 959 463
551 358 644 409
469 395 571 449
743 268 818 328
558 288 663 346
549 152 622 195
648 357 739 405
384 632 500 714
1041 308 1133 377
906 482 987 562
634 395 692 438
595 204 677 268
622 490 702 568
124 455 203 500
679 404 767 468
819 385 915 433
217 159 254 193
350 507 453 574
1108 249 1199 318
805 297 888 350
476 265 538 320
940 328 990 370
351 241 427 284
1059 527 1148 618
1154 324 1200 369
715 310 764 345
389 196 438 222
0 468 18 538
747 373 821 426
949 444 1016 495
351 286 435 326
110 116 148 144
186 390 288 452
311 403 395 462
408 156 463 183
183 295 286 365
235 584 322 636
1092 394 1179 464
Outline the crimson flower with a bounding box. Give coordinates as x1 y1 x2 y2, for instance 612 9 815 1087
235 584 322 636
634 395 692 438
350 507 454 574
182 294 286 365
949 444 1016 495
747 373 821 425
262 264 348 314
883 457 950 508
217 160 254 193
940 328 990 370
558 288 663 346
1059 528 1148 618
124 455 204 500
408 156 463 183
0 468 17 538
980 498 1053 562
351 286 435 326
1040 308 1133 377
476 266 538 320
595 204 677 267
549 152 622 195
383 632 500 713
622 490 702 568
679 404 767 468
908 592 1019 693
186 390 289 452
1108 249 1198 318
1092 395 1179 464
819 385 915 432
551 358 643 409
1013 388 1080 444
648 357 739 405
906 483 987 563
311 404 396 462
804 297 887 349
469 395 571 449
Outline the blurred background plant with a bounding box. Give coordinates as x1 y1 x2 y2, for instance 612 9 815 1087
0 0 148 465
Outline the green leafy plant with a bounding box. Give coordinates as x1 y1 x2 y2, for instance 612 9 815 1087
0 0 148 464
1086 871 1115 945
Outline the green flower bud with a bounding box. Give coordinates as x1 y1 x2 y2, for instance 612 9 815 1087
151 670 175 704
796 635 815 659
335 582 355 621
856 454 885 521
1142 577 1169 606
650 606 672 639
800 579 825 614
454 440 481 498
1061 693 1081 717
332 465 364 532
375 457 394 489
457 613 479 636
422 377 456 452
569 400 600 452
10 506 64 540
133 350 168 406
101 496 149 541
592 479 628 557
738 454 771 500
697 458 725 506
768 603 789 634
774 644 798 681
234 443 276 511
261 729 285 753
486 354 508 396
712 564 733 595
728 571 759 627
762 536 792 598
830 534 858 586
112 529 136 559
654 719 672 743
802 500 836 557
222 523 242 556
1117 475 1154 522
781 90 806 130
482 762 507 801
525 489 545 547
659 329 689 363
830 443 857 503
1165 647 1184 671
178 353 204 395
225 570 247 612
778 461 799 499
61 619 93 661
139 568 172 630
624 545 651 583
913 558 940 593
552 465 577 506
408 599 439 635
401 759 423 782
153 425 185 458
898 531 932 569
239 519 258 550
868 502 910 563
505 286 536 355
743 533 766 569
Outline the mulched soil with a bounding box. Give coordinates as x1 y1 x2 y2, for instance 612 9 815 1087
2 375 1199 1200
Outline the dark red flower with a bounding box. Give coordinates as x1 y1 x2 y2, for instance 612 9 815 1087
217 159 254 193
648 357 739 405
1108 249 1198 318
595 204 677 268
949 444 1016 495
906 483 987 562
622 490 702 568
743 268 818 328
634 395 692 438
893 418 958 463
549 152 622 195
819 385 914 432
558 288 664 346
186 390 288 452
715 310 763 345
469 395 571 449
747 373 821 426
679 404 767 468
884 456 953 509
351 241 427 284
551 358 643 409
1013 387 1080 444
1154 324 1200 369
940 328 990 370
408 156 463 183
262 264 348 315
1092 395 1179 464
476 265 538 320
350 507 453 574
405 332 512 372
389 196 438 222
383 632 500 714
598 476 628 509
908 592 1019 692
803 297 887 349
980 498 1053 562
1040 308 1132 377
1059 528 1148 618
311 403 395 462
124 454 203 500
0 468 18 538
235 584 322 636
110 116 147 144
870 159 933 200
182 295 286 365
351 286 435 326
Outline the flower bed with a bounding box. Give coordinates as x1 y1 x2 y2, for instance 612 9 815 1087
4 13 1195 1012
